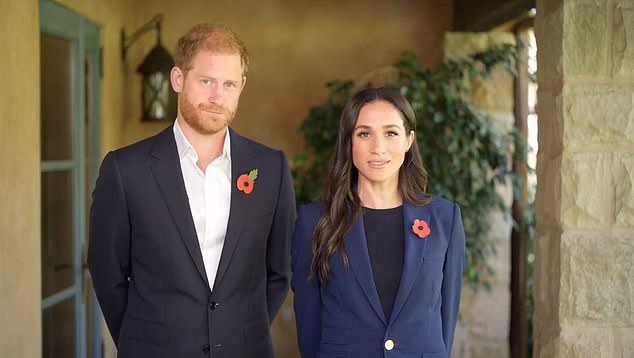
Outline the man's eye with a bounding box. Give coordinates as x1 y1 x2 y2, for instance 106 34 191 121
201 79 211 85
224 82 237 88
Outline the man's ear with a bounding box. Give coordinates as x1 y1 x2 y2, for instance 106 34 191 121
170 66 184 93
240 76 247 92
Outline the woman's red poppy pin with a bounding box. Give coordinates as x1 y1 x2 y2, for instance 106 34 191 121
412 219 431 239
237 169 258 194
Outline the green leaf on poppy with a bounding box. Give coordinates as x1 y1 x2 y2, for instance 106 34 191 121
248 169 258 181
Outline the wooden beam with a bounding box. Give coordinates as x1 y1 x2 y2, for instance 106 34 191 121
454 0 535 31
510 23 533 358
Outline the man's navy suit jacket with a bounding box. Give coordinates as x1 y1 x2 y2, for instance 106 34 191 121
292 197 464 358
88 126 296 357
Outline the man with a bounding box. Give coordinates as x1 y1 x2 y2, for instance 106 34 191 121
88 23 295 357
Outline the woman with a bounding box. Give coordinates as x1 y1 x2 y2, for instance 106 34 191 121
291 87 465 358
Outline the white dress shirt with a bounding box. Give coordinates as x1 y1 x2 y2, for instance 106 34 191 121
173 120 231 291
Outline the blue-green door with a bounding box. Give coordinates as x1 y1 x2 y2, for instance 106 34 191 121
40 1 101 357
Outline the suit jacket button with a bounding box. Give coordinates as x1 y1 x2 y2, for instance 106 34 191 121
209 301 220 310
384 339 394 350
202 344 210 353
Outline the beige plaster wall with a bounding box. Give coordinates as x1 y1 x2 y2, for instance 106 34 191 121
54 0 131 155
122 0 454 158
444 32 516 358
534 0 634 356
0 1 41 357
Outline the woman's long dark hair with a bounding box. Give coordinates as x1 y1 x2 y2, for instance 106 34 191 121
311 87 431 284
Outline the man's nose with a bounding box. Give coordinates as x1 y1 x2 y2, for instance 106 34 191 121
208 83 224 105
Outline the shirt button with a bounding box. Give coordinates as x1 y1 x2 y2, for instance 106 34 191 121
384 339 394 350
201 344 210 353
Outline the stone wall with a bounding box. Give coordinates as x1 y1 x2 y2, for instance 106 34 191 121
534 0 634 356
444 32 516 358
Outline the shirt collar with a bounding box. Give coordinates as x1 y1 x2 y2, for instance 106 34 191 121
173 119 232 163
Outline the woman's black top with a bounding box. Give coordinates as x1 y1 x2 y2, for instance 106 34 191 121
362 205 404 321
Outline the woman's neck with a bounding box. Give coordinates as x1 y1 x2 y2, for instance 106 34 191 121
357 182 402 209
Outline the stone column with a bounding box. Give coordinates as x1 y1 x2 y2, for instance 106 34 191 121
445 32 516 358
534 0 634 356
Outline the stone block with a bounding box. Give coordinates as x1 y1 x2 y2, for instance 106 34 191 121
613 1 634 78
536 89 564 157
494 177 513 208
532 230 562 344
465 284 510 340
488 111 515 137
535 156 562 230
614 328 634 357
560 328 614 357
561 235 634 325
561 153 609 230
483 211 511 285
536 0 563 87
614 153 634 227
444 32 516 61
563 0 608 77
451 320 470 358
486 210 513 242
470 344 509 358
563 84 634 148
471 70 514 111
559 329 614 358
536 336 560 358
458 286 509 358
444 33 515 111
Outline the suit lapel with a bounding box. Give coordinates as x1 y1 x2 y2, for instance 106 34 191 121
388 201 432 323
150 127 210 288
211 128 255 293
345 213 387 324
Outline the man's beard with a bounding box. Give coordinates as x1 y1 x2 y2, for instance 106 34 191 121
179 93 236 135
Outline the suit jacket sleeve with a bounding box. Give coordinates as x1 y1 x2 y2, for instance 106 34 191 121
87 151 131 346
265 151 296 322
291 204 322 358
441 202 465 355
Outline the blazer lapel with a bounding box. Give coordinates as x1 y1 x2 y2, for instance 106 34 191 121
389 201 432 323
345 214 387 324
150 127 210 289
211 128 255 293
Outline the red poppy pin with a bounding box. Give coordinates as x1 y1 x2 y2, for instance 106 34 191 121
412 219 431 239
237 169 258 194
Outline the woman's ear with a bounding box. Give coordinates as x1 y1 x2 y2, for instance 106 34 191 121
407 130 415 150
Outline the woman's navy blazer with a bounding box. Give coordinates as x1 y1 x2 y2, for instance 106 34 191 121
291 197 465 358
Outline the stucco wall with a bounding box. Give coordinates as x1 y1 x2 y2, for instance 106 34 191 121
121 0 454 158
54 0 131 155
0 1 41 357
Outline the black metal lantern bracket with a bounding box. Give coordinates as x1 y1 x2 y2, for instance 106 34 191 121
121 14 165 60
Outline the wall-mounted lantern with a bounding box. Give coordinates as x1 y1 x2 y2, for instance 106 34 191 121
122 14 176 121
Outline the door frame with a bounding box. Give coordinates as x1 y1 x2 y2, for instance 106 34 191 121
39 1 101 357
